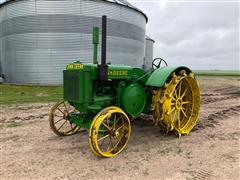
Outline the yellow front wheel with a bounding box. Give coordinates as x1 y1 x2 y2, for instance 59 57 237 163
89 106 131 157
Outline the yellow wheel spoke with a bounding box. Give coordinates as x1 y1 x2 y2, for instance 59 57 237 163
172 96 176 100
173 109 178 122
106 136 114 152
97 129 106 132
102 122 111 130
107 145 110 152
116 124 125 131
170 107 176 113
181 88 188 99
113 134 123 149
114 133 121 143
98 134 110 142
99 136 106 148
113 113 117 129
181 108 187 118
113 114 122 129
174 90 178 99
182 101 190 105
106 116 111 126
178 81 182 98
109 136 114 149
177 111 181 129
114 117 122 128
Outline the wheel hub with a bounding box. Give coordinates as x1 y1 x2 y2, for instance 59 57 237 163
108 129 120 137
176 99 182 109
63 110 68 119
114 130 120 137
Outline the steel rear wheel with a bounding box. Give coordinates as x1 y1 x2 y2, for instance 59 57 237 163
152 71 200 135
49 100 80 136
89 106 131 158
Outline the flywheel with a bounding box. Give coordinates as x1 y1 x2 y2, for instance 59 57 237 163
151 70 200 135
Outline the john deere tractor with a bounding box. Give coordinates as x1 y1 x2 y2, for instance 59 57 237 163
49 16 200 157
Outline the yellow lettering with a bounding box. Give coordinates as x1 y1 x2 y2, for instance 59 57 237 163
67 64 84 70
108 70 129 76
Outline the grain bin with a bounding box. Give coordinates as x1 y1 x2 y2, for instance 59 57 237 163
0 0 147 84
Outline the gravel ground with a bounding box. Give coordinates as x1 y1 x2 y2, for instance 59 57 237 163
0 76 239 180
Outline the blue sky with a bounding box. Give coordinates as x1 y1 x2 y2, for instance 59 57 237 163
129 0 239 70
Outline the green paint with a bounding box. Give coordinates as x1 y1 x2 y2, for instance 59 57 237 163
121 83 146 117
68 113 93 129
92 27 99 64
62 26 195 128
146 66 191 87
63 62 148 115
63 61 194 124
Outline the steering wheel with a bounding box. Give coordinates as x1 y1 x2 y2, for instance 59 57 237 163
152 58 168 70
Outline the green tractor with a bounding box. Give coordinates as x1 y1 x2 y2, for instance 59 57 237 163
49 16 200 158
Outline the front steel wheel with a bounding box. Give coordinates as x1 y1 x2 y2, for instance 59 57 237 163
49 100 80 136
89 106 131 158
152 71 200 135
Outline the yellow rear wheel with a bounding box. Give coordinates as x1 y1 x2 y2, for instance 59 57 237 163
152 71 200 135
89 106 131 157
49 100 80 136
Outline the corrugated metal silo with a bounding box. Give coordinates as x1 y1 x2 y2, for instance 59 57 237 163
0 0 147 84
144 35 155 71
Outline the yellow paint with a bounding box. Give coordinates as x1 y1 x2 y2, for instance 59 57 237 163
108 70 128 76
89 106 131 158
151 72 200 136
67 63 84 70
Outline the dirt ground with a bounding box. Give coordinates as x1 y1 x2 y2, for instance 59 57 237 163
0 76 239 180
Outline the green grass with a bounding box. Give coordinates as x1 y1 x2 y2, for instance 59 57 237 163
195 70 240 76
7 122 22 128
0 70 239 105
0 84 63 105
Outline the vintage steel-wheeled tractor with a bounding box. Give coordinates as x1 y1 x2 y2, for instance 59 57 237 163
49 16 200 157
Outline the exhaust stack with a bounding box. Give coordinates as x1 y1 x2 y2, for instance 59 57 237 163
99 15 108 81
